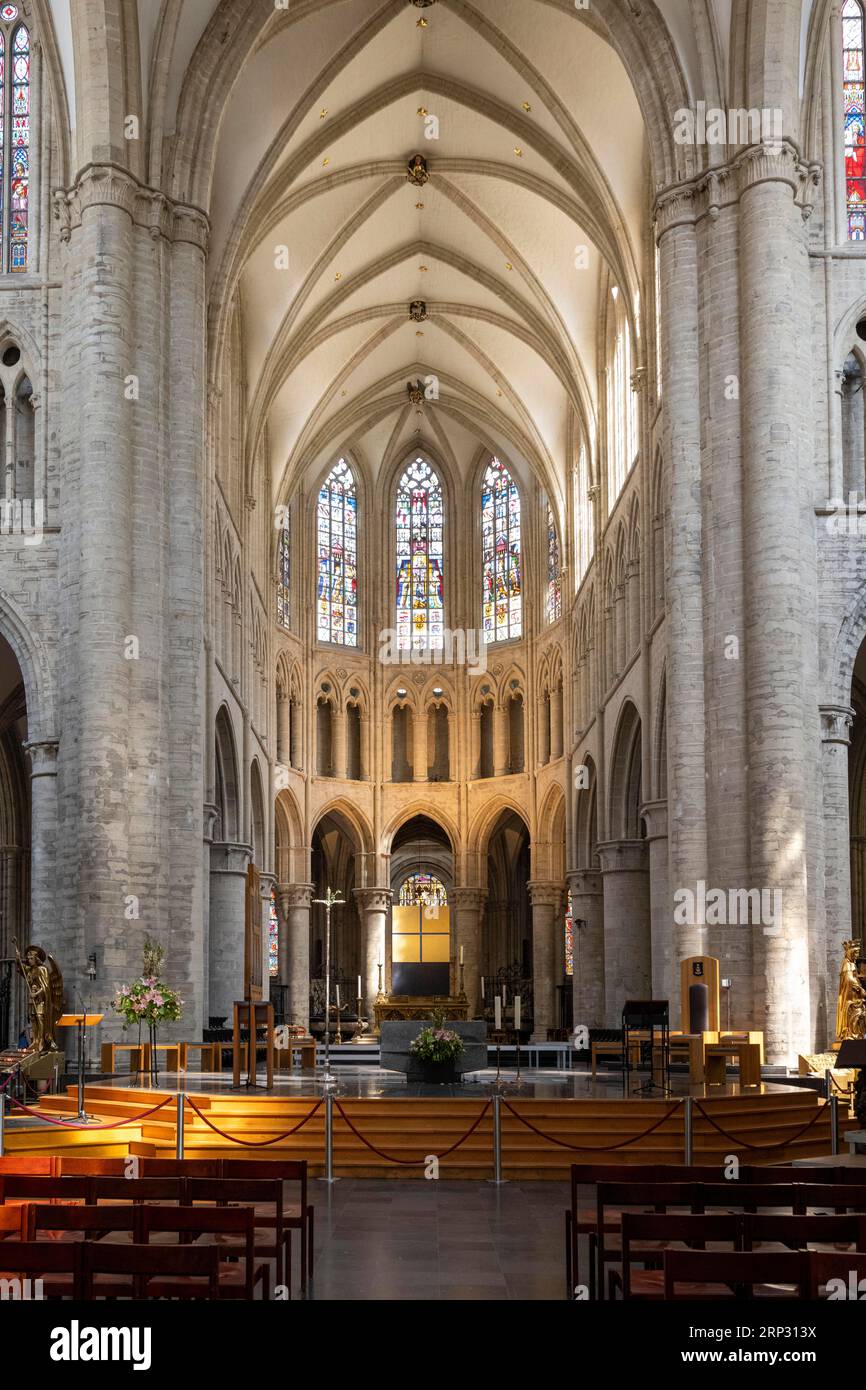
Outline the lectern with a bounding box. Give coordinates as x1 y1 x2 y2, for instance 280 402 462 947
57 1014 103 1122
232 1000 274 1090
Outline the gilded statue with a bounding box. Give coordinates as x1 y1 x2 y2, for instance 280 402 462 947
835 939 866 1043
13 939 64 1053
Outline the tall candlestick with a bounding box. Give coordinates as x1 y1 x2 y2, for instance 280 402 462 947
459 945 464 966
494 996 502 1031
335 984 340 1008
514 995 521 1031
481 975 485 999
357 975 362 999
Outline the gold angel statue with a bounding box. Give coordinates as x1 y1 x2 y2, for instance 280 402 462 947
13 939 64 1053
836 939 866 1043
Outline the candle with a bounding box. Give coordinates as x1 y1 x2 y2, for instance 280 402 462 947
514 995 521 1031
357 975 362 999
502 982 507 1006
335 984 340 1007
481 975 485 998
494 996 502 1031
459 945 464 966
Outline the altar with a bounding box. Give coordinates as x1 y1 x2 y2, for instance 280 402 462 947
379 1019 487 1077
374 995 470 1029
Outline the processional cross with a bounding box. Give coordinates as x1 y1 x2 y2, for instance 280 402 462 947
312 888 345 1084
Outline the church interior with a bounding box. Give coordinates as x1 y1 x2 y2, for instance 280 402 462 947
1 0 866 1334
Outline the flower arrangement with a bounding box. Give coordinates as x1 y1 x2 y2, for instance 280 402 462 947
113 936 183 1028
409 1015 464 1065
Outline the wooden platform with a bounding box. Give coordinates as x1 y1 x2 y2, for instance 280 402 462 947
3 1082 855 1180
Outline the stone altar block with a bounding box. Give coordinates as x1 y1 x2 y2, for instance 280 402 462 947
380 1020 487 1079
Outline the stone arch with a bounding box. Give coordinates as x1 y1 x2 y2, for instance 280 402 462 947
467 795 532 872
382 803 459 861
214 704 240 844
311 798 375 861
274 785 304 885
537 781 566 881
249 758 266 869
574 752 600 871
608 698 643 839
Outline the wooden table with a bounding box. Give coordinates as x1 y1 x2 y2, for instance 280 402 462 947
276 1038 317 1071
591 1039 641 1078
100 1042 147 1075
179 1042 218 1072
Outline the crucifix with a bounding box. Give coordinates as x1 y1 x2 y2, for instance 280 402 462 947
312 888 345 1084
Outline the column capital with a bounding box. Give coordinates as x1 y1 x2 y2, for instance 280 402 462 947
527 880 564 910
640 799 668 841
450 887 486 912
567 869 602 897
23 739 58 777
354 887 392 913
279 882 314 910
596 839 648 873
820 704 855 745
210 841 252 875
55 163 210 251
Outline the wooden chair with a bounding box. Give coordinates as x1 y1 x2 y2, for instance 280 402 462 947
185 1177 287 1291
0 1156 56 1176
595 1182 700 1300
81 1240 221 1300
85 1176 188 1206
0 1203 33 1241
611 1212 741 1300
664 1248 810 1299
0 1240 83 1298
0 1175 90 1205
179 1042 218 1072
740 1212 865 1251
137 1158 222 1179
808 1249 866 1297
31 1206 138 1295
140 1204 270 1300
219 1158 312 1293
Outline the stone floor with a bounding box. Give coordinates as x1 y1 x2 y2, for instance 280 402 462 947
303 1177 568 1301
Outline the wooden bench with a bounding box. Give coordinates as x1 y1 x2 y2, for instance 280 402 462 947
179 1042 218 1072
276 1038 317 1071
704 1040 762 1087
666 1033 704 1083
590 1039 641 1078
100 1042 146 1075
140 1042 182 1074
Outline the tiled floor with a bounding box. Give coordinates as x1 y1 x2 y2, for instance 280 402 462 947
305 1177 568 1301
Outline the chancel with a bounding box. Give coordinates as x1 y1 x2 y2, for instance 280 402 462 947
0 0 866 1326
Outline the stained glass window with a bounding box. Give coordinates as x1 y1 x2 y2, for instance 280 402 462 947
317 458 358 646
845 0 866 240
396 457 444 652
398 873 448 907
0 32 5 261
277 507 290 630
8 24 28 272
547 502 562 624
268 887 279 978
564 890 574 977
482 457 522 643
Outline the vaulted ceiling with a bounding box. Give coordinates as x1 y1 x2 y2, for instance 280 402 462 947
45 0 821 514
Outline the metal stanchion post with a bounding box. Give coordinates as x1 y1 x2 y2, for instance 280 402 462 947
319 1090 339 1184
176 1092 185 1160
683 1096 693 1165
488 1093 507 1185
831 1092 840 1157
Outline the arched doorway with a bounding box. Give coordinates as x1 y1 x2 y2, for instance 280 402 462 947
483 810 531 1022
0 630 29 1047
310 809 366 1035
389 816 454 998
601 702 651 1025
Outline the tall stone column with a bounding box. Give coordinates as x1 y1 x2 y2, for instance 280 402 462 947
354 888 391 1021
278 883 313 1032
739 147 812 1061
208 842 251 1022
536 695 550 766
470 711 481 778
332 707 347 780
412 707 428 782
598 842 651 1028
493 705 509 777
451 888 485 1017
447 711 457 781
655 190 708 962
360 712 371 780
528 881 562 1041
568 868 604 1030
277 693 291 765
820 706 855 1046
24 739 58 934
289 701 302 770
550 687 564 761
641 801 671 1008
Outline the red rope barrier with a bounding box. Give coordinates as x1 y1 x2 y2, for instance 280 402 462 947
501 1097 684 1153
333 1097 492 1166
183 1094 324 1147
7 1093 174 1131
692 1098 830 1151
